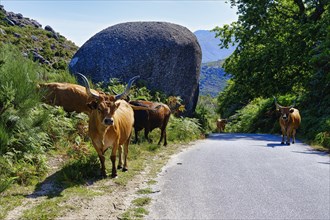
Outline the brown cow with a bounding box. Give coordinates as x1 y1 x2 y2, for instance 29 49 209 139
129 100 171 146
78 73 139 178
274 97 301 145
216 118 227 133
38 78 107 115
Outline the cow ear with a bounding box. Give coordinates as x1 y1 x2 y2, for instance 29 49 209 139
115 102 121 109
87 101 98 110
289 108 294 113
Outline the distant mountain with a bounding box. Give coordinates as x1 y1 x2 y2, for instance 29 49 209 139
199 61 231 97
194 30 236 63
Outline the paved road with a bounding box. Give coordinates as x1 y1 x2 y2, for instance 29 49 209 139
147 133 330 220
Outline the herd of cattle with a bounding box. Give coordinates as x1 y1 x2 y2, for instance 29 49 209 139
38 74 301 178
38 73 171 178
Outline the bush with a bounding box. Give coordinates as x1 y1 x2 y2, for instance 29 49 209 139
167 116 202 142
225 97 278 133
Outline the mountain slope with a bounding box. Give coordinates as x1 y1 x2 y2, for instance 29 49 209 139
199 61 230 97
0 5 78 70
194 30 236 63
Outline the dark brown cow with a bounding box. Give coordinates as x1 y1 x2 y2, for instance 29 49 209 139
216 118 227 133
274 97 301 145
129 100 171 146
78 73 139 178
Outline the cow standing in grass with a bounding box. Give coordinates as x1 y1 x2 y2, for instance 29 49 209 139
274 97 301 145
129 100 171 146
78 73 139 178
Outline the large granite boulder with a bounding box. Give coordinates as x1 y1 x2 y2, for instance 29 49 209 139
69 22 201 116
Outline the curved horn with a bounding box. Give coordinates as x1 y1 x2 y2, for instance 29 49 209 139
273 96 282 109
111 88 118 95
115 75 140 100
289 99 296 109
76 72 100 100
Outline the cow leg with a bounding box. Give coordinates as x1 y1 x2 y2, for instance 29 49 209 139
117 145 123 170
163 116 170 146
145 128 152 143
158 128 164 146
110 143 118 178
134 128 139 144
122 140 129 172
286 129 291 145
292 129 296 144
98 154 106 177
158 127 167 146
92 140 107 177
281 128 286 144
164 129 167 146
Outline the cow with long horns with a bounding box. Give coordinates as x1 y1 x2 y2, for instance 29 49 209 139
78 73 139 178
274 97 301 145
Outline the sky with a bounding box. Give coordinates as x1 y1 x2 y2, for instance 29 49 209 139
0 0 238 47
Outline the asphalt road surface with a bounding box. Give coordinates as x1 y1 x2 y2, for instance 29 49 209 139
147 133 330 220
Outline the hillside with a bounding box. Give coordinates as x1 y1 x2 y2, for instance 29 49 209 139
0 5 78 70
199 61 230 97
194 30 236 63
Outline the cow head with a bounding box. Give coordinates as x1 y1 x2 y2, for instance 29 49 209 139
87 99 120 126
76 73 139 126
273 96 295 121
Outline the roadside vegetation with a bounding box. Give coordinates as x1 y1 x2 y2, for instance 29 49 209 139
1 2 328 219
0 44 208 219
213 0 329 151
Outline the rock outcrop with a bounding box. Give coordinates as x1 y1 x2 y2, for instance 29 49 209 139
69 21 202 116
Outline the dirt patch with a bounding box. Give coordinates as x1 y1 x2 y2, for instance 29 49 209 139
57 169 152 219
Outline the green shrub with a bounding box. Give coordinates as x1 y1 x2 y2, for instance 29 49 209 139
225 97 277 133
167 115 202 142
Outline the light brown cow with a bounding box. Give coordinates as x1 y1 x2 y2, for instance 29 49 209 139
78 73 139 178
216 118 227 133
274 97 301 145
38 81 107 115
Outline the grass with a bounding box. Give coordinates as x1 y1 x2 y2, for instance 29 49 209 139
1 128 199 219
0 44 204 219
137 188 153 194
132 197 152 207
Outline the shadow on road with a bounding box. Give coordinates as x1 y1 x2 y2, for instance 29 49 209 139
266 143 287 148
291 149 329 157
208 133 281 142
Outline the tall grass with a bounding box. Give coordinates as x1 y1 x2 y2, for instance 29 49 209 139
0 44 85 190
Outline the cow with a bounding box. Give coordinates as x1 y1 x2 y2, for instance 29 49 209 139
274 97 301 145
216 118 227 133
38 80 107 115
78 73 139 178
129 100 171 146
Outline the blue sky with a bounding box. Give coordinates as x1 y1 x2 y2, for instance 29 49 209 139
1 1 238 46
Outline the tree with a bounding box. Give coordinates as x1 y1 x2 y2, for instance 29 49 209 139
213 0 328 104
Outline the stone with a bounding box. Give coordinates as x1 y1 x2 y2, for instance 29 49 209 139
45 25 59 40
69 21 202 116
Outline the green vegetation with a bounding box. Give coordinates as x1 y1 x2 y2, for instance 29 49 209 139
213 0 330 150
0 43 204 219
0 8 78 70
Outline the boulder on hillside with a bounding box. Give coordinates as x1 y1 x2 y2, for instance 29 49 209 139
69 21 202 116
